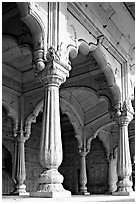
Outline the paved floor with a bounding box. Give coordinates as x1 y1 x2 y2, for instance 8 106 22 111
2 194 136 203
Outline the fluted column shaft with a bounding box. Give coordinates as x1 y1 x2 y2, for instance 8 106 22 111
40 84 62 169
14 130 29 195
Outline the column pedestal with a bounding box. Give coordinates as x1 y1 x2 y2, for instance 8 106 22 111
31 169 71 198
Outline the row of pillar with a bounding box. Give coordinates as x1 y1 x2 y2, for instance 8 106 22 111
12 101 134 197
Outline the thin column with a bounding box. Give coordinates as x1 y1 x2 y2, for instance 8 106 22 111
13 130 29 196
113 106 133 196
78 149 90 195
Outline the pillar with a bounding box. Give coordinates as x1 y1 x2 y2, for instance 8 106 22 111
78 148 90 195
107 153 118 194
13 130 29 196
31 51 71 198
113 102 134 196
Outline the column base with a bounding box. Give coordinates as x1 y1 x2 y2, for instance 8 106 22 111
77 192 90 195
10 184 30 196
112 190 134 196
31 190 71 198
10 191 30 197
106 191 113 195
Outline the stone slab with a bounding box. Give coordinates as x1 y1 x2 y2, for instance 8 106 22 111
10 192 30 197
30 191 71 198
77 192 90 195
112 191 134 196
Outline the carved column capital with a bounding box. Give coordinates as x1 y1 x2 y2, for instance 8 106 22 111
37 60 71 87
118 100 134 126
33 47 71 87
110 99 134 124
16 130 28 143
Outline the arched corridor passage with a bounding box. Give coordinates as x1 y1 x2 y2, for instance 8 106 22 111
2 106 15 195
59 113 80 194
86 137 108 194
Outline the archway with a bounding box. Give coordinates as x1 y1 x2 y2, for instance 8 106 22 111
2 145 14 195
59 113 80 194
86 137 108 194
2 105 16 195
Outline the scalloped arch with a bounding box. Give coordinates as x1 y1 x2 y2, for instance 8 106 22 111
67 38 121 114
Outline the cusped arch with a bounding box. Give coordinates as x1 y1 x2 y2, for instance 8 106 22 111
67 37 121 115
2 100 18 137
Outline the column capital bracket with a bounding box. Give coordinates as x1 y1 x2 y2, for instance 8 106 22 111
110 98 134 124
78 147 90 157
35 58 71 87
16 130 28 143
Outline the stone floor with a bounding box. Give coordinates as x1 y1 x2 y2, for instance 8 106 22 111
2 193 136 203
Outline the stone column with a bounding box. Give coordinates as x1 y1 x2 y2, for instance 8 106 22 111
13 130 29 196
107 153 118 194
113 102 134 196
78 148 90 195
31 50 71 198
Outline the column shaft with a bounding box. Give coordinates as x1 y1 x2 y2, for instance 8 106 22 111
40 85 62 169
113 113 133 196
